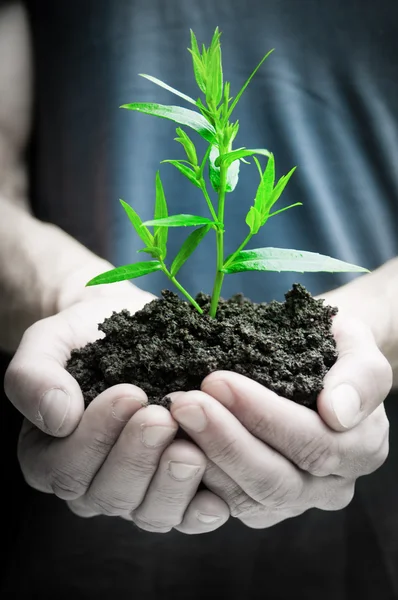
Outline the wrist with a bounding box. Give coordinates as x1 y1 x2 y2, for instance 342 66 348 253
318 258 398 382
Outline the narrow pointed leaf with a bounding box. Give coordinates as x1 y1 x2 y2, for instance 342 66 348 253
209 145 240 193
189 30 206 93
254 153 275 216
196 98 215 125
245 206 262 234
161 160 201 188
119 199 153 246
170 225 211 276
174 128 198 165
121 103 216 142
216 148 271 169
227 49 274 119
139 74 197 105
143 215 216 228
268 202 302 219
137 246 162 259
206 28 223 107
267 167 297 214
154 171 168 258
86 261 162 286
253 158 264 182
223 248 370 274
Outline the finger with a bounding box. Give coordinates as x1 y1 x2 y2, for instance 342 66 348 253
170 391 305 507
79 404 178 517
175 490 230 534
18 384 147 497
317 316 392 430
4 314 87 436
202 372 390 478
131 440 206 532
203 459 263 519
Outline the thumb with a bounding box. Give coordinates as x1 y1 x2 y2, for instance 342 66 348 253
4 315 85 437
317 316 392 432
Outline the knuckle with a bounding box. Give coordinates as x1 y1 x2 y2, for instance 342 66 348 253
208 438 240 465
86 432 115 459
3 359 21 401
228 490 259 519
291 435 339 476
365 435 389 474
132 514 172 533
119 452 158 476
373 352 393 395
50 467 90 500
357 413 390 475
86 494 132 517
323 481 355 511
254 475 299 508
246 412 270 439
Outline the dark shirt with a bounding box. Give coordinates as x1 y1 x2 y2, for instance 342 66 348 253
1 1 398 598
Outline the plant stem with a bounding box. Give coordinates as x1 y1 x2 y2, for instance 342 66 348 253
200 181 218 221
209 159 227 318
223 232 253 268
160 262 203 314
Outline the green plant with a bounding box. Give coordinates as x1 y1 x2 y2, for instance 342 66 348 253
87 28 368 317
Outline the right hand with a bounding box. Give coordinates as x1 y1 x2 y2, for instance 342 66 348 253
4 287 229 533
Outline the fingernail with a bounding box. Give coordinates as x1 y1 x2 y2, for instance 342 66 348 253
112 397 146 422
141 425 175 448
331 384 362 429
203 379 234 408
173 405 207 433
196 512 221 524
39 388 70 434
168 461 201 481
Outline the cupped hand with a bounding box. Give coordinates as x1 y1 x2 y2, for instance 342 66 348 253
170 315 392 528
4 290 229 533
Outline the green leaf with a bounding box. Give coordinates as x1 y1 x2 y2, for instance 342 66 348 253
143 214 216 228
121 103 216 143
170 225 211 276
139 74 197 106
268 202 303 219
227 49 274 119
254 153 275 218
209 145 240 193
119 199 154 246
174 128 198 165
223 248 370 274
161 160 201 188
154 171 168 258
86 261 162 286
253 156 263 178
267 167 297 213
189 30 206 93
137 246 162 259
222 81 231 117
245 206 262 234
205 27 223 108
216 147 271 169
195 98 215 126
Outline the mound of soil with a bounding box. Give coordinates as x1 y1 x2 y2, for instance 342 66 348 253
66 283 338 410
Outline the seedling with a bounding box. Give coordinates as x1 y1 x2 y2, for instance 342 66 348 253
87 28 368 317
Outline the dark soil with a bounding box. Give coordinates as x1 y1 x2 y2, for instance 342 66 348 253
66 284 338 410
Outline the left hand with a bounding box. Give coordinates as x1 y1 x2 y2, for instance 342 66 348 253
170 315 392 528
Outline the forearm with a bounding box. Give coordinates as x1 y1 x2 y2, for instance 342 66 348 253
319 258 398 386
0 197 119 352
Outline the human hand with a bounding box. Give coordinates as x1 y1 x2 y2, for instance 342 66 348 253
4 290 229 533
170 315 392 528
